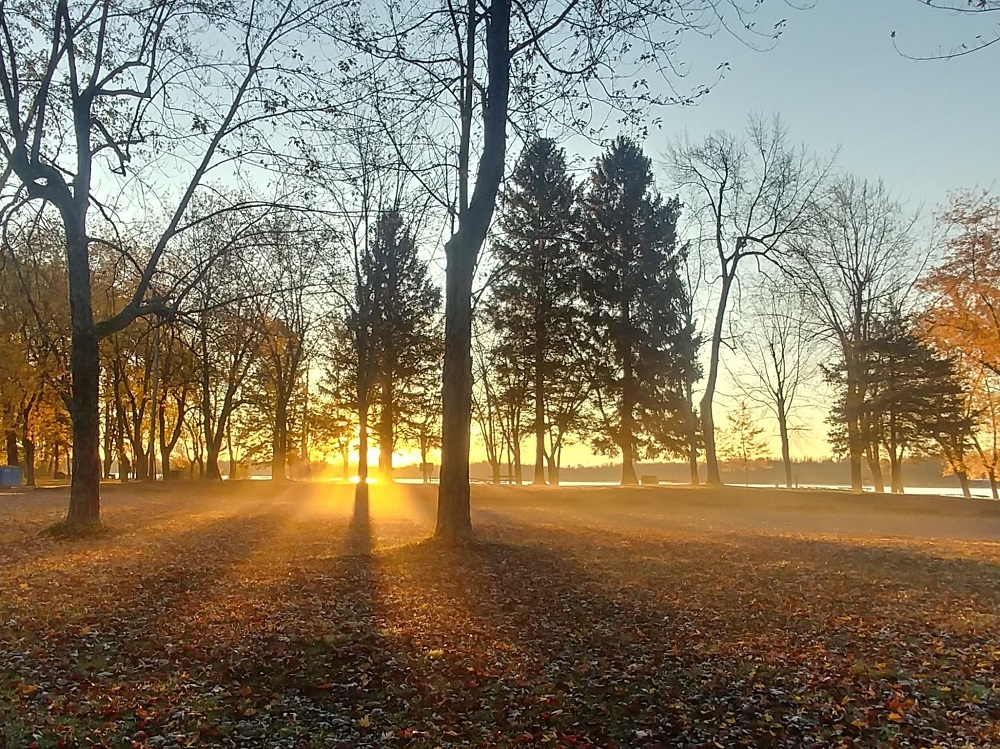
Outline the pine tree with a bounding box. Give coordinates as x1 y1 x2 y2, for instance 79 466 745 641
369 211 443 481
717 401 768 486
485 137 584 485
825 311 976 495
579 137 697 485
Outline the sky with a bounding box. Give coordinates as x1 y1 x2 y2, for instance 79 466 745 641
644 0 999 208
545 0 1000 468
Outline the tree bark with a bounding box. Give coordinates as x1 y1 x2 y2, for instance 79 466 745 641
547 454 560 486
845 376 864 491
65 220 102 527
102 399 114 479
358 399 369 482
5 430 18 466
701 273 733 486
512 439 522 485
438 213 479 534
776 398 792 489
866 443 885 493
532 311 546 485
22 432 35 487
146 323 160 481
619 409 638 485
619 336 638 486
378 373 394 481
989 468 998 500
686 402 699 486
272 397 287 482
889 453 904 494
956 470 972 499
435 0 510 540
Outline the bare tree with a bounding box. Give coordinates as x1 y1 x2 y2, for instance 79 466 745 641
255 220 325 481
0 0 350 527
666 115 830 486
731 274 817 488
786 176 923 492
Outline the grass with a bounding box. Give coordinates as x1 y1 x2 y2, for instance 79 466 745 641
1 481 1000 748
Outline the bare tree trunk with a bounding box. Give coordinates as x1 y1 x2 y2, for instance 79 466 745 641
889 454 903 494
533 320 546 485
777 398 792 489
547 453 560 486
358 399 369 482
272 398 287 482
5 430 17 466
702 274 733 486
956 470 972 499
378 373 394 481
420 435 430 483
512 439 522 485
435 0 510 540
686 404 699 486
866 443 885 493
989 467 999 500
845 367 864 491
102 400 114 479
21 430 35 487
438 241 476 535
619 344 638 486
65 221 102 527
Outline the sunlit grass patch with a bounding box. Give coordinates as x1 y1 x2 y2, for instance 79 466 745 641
3 483 1000 747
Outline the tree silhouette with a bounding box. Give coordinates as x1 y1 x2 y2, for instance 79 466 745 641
485 138 582 485
580 138 696 485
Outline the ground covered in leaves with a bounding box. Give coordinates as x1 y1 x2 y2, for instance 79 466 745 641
2 481 1000 748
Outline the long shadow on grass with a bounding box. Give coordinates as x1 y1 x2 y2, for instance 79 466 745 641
343 513 1000 748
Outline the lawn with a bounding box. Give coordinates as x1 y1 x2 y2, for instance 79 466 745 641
2 481 1000 748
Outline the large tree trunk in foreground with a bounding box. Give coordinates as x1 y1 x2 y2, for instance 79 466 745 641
65 223 102 527
434 0 510 540
437 243 475 538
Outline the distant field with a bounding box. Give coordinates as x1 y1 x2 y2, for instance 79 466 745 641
2 482 999 747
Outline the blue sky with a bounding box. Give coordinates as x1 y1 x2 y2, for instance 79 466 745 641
645 0 999 210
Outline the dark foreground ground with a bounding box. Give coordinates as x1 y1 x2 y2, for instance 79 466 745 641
2 482 1000 748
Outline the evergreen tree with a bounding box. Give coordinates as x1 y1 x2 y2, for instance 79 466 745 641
580 137 697 485
826 311 976 494
369 211 443 481
717 401 768 486
485 138 583 485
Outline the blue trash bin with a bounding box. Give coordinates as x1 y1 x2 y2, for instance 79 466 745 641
0 466 22 487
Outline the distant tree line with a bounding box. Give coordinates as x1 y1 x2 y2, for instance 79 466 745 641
0 0 993 537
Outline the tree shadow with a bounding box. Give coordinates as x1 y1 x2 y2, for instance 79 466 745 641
345 482 372 557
